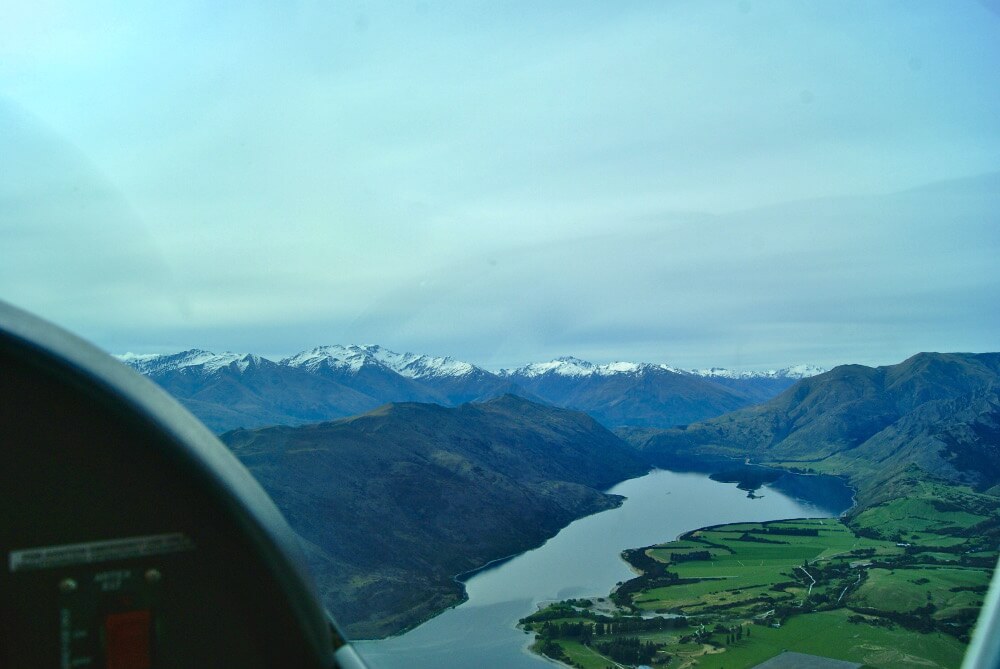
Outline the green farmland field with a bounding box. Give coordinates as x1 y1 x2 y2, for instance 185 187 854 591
521 486 997 669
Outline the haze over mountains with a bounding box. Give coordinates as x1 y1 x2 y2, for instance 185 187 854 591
118 345 822 432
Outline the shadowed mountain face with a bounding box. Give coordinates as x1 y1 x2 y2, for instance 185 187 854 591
220 395 649 638
627 353 1000 506
122 347 816 432
505 362 781 428
143 354 378 431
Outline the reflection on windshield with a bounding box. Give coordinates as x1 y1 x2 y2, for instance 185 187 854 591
2 2 998 668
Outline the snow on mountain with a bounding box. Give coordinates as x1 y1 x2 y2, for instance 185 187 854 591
504 356 685 378
281 345 482 379
281 345 374 373
688 365 826 379
507 356 597 378
115 349 262 374
390 354 478 379
780 364 826 378
502 356 825 380
119 346 824 382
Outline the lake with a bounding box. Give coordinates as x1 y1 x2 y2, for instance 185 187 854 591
356 468 850 669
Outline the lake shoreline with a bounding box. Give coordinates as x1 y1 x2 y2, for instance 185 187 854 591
357 469 846 668
353 492 633 641
359 464 854 642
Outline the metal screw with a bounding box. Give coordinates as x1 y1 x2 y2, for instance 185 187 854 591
144 568 162 584
59 578 77 594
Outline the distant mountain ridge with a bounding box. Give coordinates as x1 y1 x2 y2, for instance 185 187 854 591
500 355 822 380
117 346 823 432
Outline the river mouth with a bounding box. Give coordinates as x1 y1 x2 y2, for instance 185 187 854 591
356 468 850 669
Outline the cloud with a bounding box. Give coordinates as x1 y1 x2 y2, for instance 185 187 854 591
1 2 998 369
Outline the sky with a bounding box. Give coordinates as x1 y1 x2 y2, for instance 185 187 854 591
1 1 998 371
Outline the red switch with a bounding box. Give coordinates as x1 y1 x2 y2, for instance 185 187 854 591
104 610 152 669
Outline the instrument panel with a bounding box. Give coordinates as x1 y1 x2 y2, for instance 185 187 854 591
0 302 356 668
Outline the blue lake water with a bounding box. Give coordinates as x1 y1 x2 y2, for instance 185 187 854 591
356 468 848 669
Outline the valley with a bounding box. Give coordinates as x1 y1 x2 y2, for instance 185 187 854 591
126 349 1000 667
356 469 843 669
219 394 649 638
525 480 996 668
521 352 1000 668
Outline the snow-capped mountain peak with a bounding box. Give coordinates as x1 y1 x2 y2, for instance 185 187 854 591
281 345 483 379
510 356 598 378
389 353 478 379
506 357 686 378
688 365 826 379
503 356 825 380
119 345 825 384
780 364 826 379
281 344 376 373
115 349 262 374
596 361 686 376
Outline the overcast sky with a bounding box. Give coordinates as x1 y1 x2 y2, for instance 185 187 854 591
1 1 998 371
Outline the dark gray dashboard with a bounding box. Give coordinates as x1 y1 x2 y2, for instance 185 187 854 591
0 302 362 669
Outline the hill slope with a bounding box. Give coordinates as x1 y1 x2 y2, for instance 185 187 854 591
220 395 649 638
628 352 1000 506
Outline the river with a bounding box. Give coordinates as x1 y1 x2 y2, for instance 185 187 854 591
355 468 850 669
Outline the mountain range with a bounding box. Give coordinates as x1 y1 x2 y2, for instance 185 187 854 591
220 395 649 638
625 352 1000 507
126 348 998 638
118 346 822 432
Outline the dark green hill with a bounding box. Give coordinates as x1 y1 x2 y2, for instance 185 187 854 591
628 353 1000 506
220 394 648 638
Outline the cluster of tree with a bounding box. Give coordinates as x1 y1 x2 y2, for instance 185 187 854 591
847 602 979 643
848 614 895 629
595 616 687 636
593 636 662 665
612 547 718 607
671 549 712 562
878 548 993 569
538 621 593 644
533 614 690 641
529 614 683 667
698 594 778 615
803 561 852 580
960 554 997 568
735 533 787 544
957 513 1000 536
904 543 968 556
621 547 676 578
521 604 608 625
852 526 885 541
535 638 570 664
750 526 820 536
716 622 751 644
848 604 951 636
950 584 988 594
